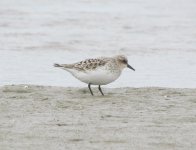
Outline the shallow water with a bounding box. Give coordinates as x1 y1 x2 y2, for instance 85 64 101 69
0 0 196 88
1 50 196 88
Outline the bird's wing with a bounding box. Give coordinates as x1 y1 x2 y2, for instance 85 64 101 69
73 58 108 72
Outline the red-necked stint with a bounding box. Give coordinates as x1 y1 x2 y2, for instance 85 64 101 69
54 55 135 96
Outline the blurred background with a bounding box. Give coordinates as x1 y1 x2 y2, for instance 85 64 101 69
0 0 196 88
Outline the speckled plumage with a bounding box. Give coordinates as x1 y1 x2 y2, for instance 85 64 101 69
73 58 108 72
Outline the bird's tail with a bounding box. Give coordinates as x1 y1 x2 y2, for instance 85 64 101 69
54 63 62 67
54 63 72 68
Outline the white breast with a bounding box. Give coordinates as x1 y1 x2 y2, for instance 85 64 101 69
67 67 121 85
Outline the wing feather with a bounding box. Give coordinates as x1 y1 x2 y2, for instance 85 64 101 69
74 58 107 71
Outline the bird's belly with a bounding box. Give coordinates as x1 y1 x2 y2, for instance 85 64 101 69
72 69 121 85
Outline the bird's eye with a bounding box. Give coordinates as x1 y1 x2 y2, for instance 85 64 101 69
122 59 127 64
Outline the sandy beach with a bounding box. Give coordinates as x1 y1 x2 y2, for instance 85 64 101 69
0 85 196 150
1 0 196 149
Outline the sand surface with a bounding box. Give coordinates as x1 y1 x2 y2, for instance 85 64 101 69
0 85 196 150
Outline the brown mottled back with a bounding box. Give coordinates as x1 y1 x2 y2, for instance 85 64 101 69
73 58 107 72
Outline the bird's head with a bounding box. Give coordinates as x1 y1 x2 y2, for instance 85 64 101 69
115 55 135 71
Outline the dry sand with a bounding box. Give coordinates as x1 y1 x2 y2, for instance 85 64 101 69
0 85 196 150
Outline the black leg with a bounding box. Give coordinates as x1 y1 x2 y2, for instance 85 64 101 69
88 83 94 96
98 85 104 96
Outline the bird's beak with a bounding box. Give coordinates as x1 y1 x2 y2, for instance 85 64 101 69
127 64 135 71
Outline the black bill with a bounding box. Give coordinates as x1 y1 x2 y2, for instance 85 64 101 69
127 64 135 71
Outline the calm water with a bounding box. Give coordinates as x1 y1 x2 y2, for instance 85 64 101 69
1 0 196 88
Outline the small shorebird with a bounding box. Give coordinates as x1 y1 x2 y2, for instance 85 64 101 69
54 55 135 96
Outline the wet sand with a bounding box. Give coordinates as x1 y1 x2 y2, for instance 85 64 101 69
0 85 196 150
